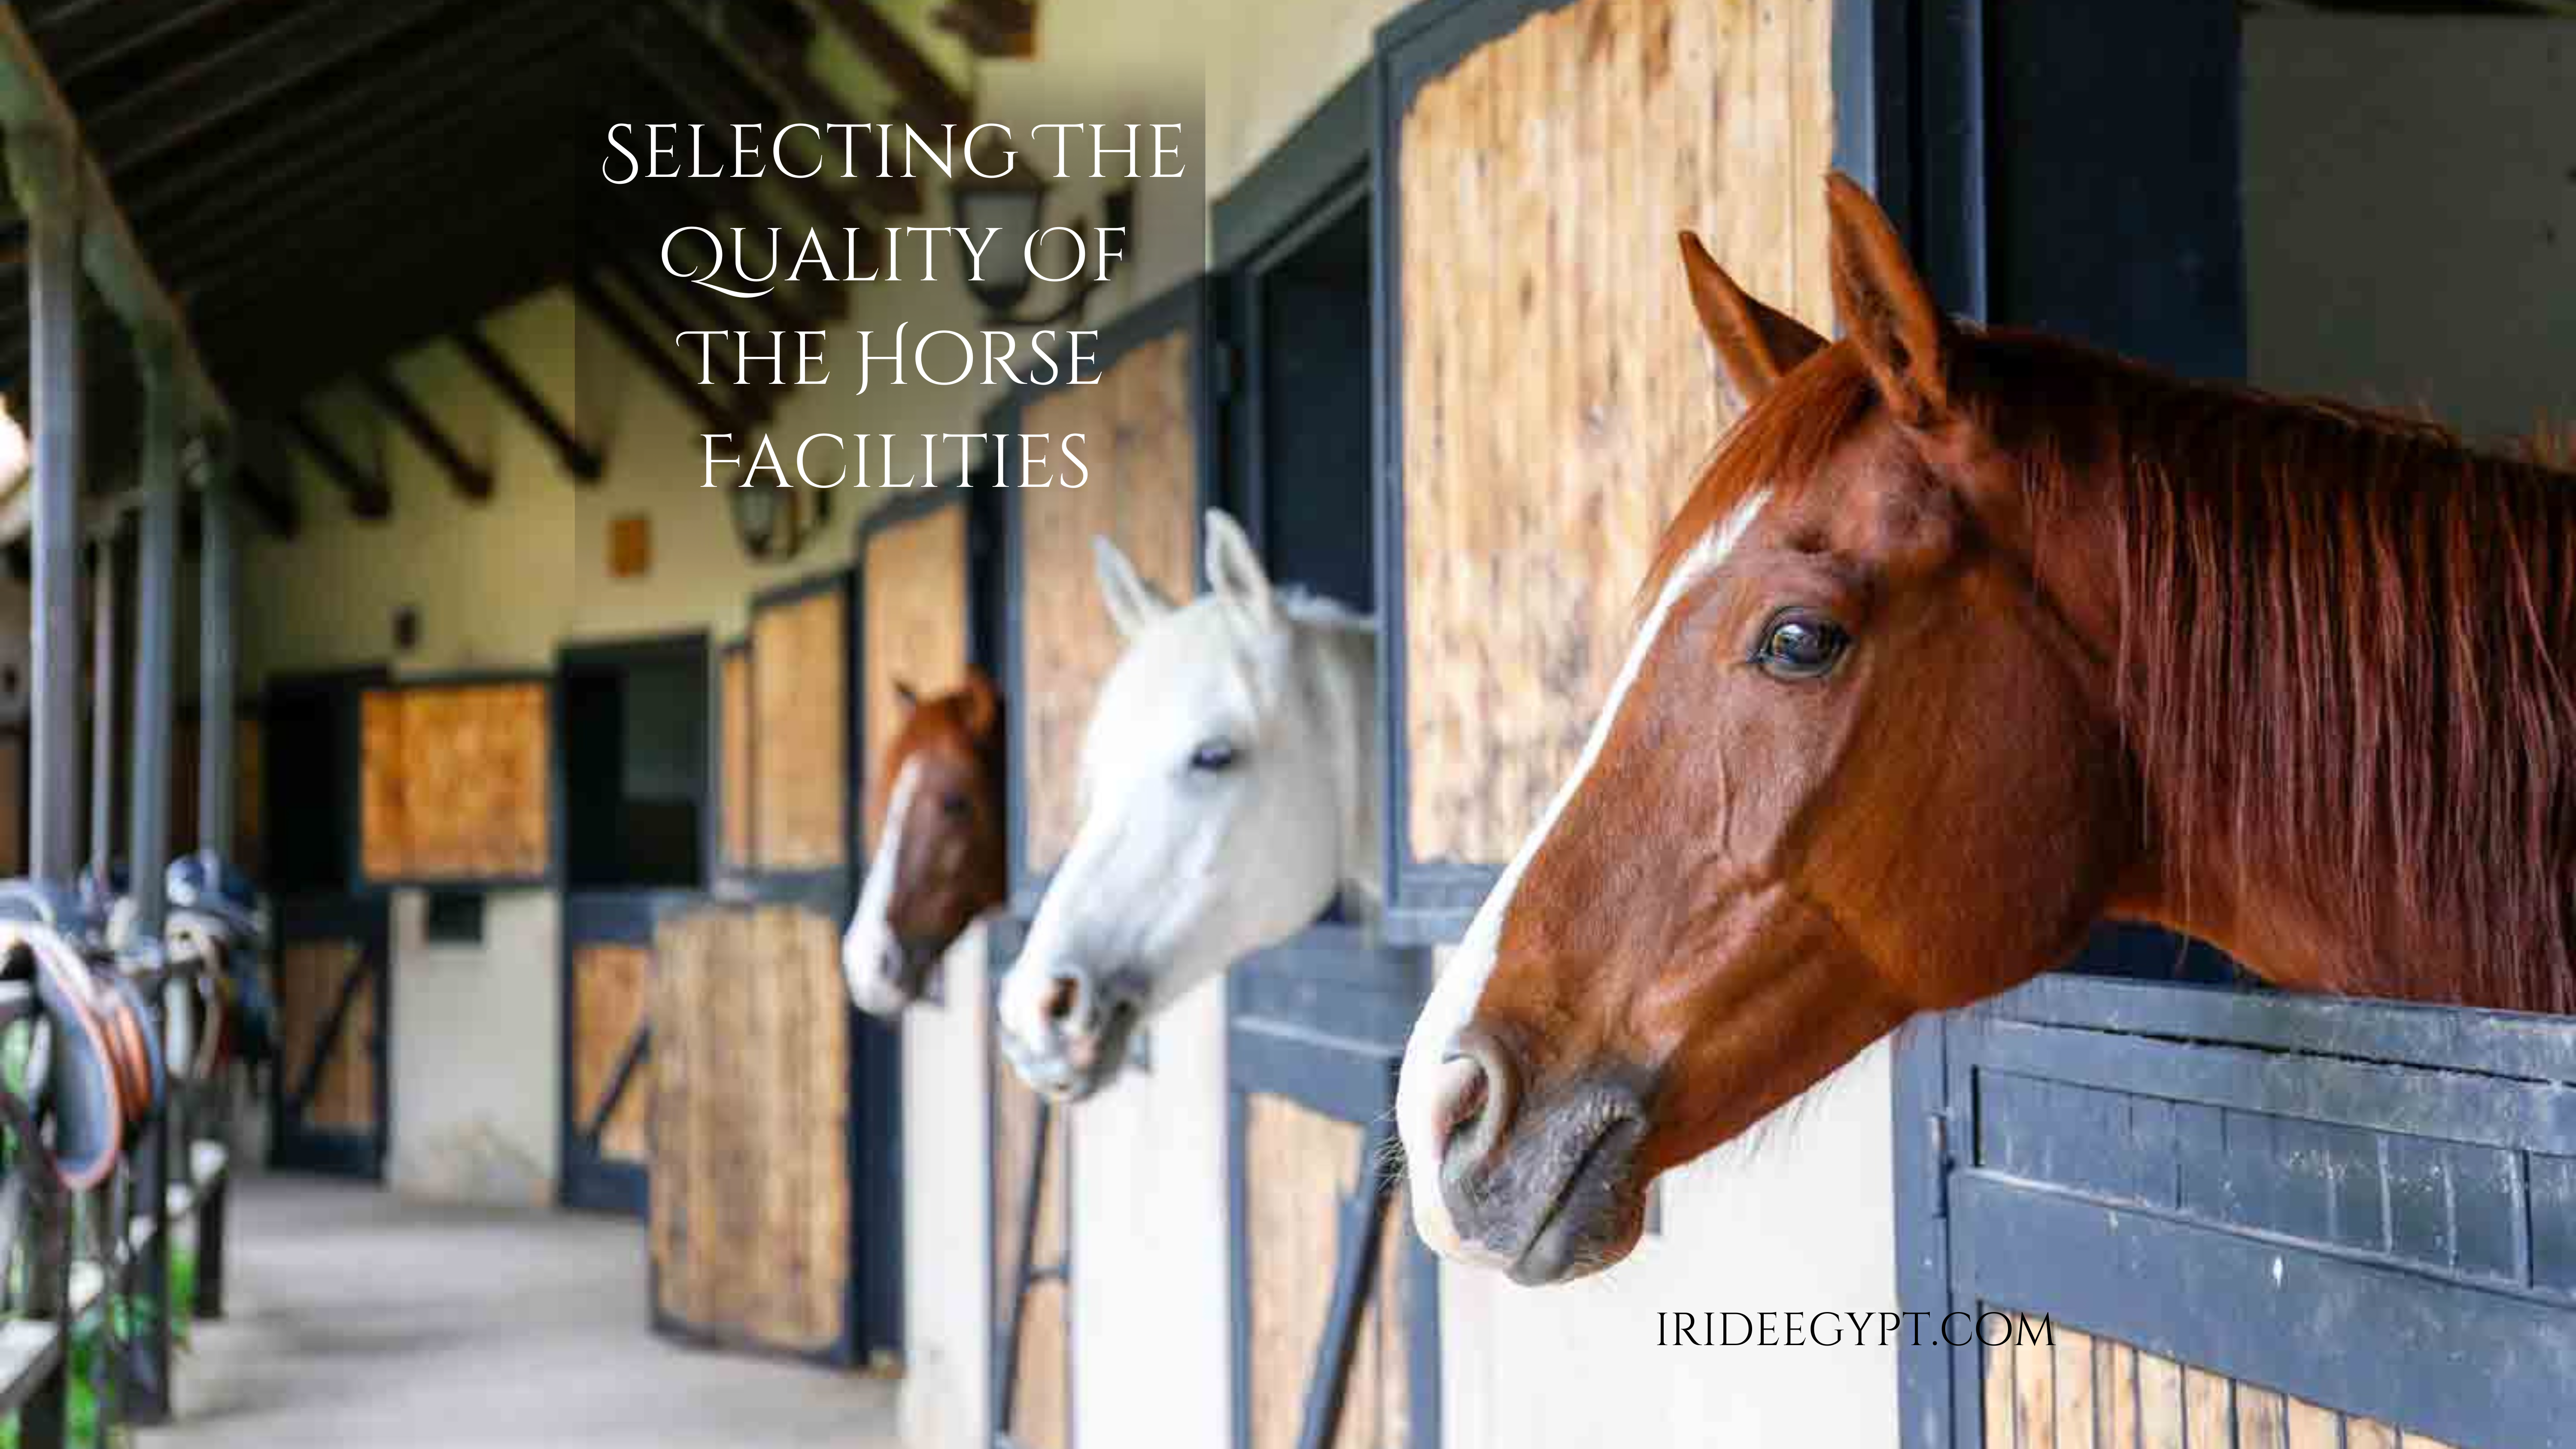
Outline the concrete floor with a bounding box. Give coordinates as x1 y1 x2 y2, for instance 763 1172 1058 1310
138 1173 899 1449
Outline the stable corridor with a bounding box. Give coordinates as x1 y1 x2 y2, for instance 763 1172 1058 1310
137 1175 899 1449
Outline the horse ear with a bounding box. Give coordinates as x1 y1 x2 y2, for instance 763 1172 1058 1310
1093 535 1174 640
1680 232 1825 409
958 666 1001 740
893 680 922 711
1825 172 1953 429
1203 509 1278 631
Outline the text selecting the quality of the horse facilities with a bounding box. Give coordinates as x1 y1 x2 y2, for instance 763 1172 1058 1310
602 121 1188 489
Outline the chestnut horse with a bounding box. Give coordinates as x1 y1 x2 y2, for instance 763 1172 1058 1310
1398 172 2576 1286
842 670 1007 1016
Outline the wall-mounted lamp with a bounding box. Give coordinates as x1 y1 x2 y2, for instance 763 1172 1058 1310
952 161 1136 328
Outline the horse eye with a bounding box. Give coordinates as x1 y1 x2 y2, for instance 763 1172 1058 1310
1753 611 1850 680
940 791 972 820
1188 739 1239 772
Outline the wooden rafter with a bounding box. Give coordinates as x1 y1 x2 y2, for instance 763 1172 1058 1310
575 271 773 434
452 327 604 483
360 369 492 504
655 0 923 218
284 408 392 520
802 0 972 132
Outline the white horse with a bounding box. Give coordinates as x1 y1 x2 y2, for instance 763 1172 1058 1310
995 509 1378 1100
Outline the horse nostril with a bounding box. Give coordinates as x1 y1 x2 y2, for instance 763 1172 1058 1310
1436 1026 1518 1170
1041 974 1083 1028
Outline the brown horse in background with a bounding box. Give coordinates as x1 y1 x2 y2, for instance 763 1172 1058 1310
843 669 1007 1016
1397 172 2576 1286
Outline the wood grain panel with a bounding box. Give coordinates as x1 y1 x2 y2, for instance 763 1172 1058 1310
1016 331 1198 875
1394 0 1836 864
574 942 650 1163
861 504 970 852
359 681 550 880
719 646 754 869
1244 1094 1410 1449
1982 1314 2448 1449
650 904 850 1354
752 587 849 871
280 937 374 1132
993 1047 1070 1449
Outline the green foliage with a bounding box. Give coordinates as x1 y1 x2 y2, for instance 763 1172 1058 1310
0 1246 197 1449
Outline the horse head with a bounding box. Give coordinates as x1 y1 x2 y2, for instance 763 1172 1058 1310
996 509 1376 1101
842 668 1008 1016
1397 174 2145 1285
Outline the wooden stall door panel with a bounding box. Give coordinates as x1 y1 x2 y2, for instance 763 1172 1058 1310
1244 1094 1410 1449
1018 331 1199 875
861 505 970 852
360 683 551 880
752 590 849 872
650 905 851 1355
1395 0 1834 866
573 943 650 1163
719 647 755 869
992 1049 1071 1449
281 938 375 1132
1980 1319 2442 1449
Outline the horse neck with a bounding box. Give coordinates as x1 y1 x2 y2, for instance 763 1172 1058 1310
2041 359 2576 1015
1293 613 1381 910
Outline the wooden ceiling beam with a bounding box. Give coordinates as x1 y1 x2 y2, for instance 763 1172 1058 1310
360 369 493 504
283 408 392 520
575 271 772 434
150 109 576 279
612 20 885 248
158 139 577 295
91 0 483 171
654 0 923 217
116 0 605 219
452 325 604 483
231 461 300 539
141 62 581 248
802 0 972 132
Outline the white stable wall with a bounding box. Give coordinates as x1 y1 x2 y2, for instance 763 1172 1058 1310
896 922 996 1449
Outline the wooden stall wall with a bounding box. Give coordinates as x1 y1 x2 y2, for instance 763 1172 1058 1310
650 905 851 1355
1978 1321 2457 1449
648 569 900 1367
359 678 553 884
859 499 972 854
165 709 263 864
570 942 650 1163
751 582 849 875
1007 291 1210 903
1379 0 1836 938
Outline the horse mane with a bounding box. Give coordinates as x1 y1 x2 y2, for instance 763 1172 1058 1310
1277 585 1375 633
1648 332 2576 1014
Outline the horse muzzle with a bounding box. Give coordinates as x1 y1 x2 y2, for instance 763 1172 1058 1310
1415 1027 1651 1285
842 922 928 1019
996 961 1145 1103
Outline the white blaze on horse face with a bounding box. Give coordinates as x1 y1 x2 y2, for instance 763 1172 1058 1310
1397 489 1772 1264
844 757 923 1017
